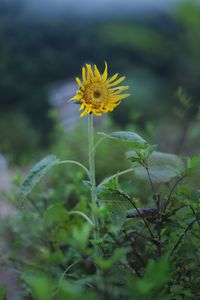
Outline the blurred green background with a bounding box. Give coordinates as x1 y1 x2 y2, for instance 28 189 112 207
1 0 200 165
1 1 200 298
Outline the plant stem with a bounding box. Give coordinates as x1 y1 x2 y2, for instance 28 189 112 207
108 232 141 277
58 160 90 179
116 189 155 241
170 218 196 257
144 163 155 194
69 211 94 226
163 175 186 213
88 114 98 239
98 168 134 187
190 205 200 227
154 194 161 258
28 196 43 216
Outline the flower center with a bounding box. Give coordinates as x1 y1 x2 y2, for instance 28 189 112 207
93 90 101 99
83 83 110 109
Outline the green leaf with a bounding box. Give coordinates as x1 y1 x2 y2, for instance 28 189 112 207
20 155 59 202
103 176 119 190
126 144 157 163
98 131 147 149
127 151 184 183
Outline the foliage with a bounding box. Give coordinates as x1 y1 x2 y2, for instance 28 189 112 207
1 1 200 298
2 125 200 299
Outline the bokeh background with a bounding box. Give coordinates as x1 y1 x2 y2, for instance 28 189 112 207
1 1 200 298
1 0 200 167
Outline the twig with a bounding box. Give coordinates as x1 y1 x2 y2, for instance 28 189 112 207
108 232 121 247
58 260 81 283
28 196 43 216
93 136 107 154
191 231 200 240
53 259 82 296
190 205 200 227
170 219 196 257
98 168 134 188
116 189 155 240
69 211 94 226
164 175 186 213
144 164 155 194
126 207 158 219
58 160 90 179
108 232 141 278
155 194 161 258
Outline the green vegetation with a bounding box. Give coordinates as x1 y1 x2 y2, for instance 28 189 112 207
2 118 200 299
1 1 200 299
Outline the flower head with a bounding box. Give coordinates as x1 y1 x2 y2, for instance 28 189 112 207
71 63 129 117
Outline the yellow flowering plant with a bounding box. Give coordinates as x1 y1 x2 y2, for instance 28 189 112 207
20 62 132 240
71 63 130 238
16 63 200 299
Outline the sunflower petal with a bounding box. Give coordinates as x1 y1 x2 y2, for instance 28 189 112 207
102 62 108 82
79 103 85 111
76 77 83 88
94 64 101 79
115 93 130 101
109 86 129 94
86 64 94 81
70 93 82 101
107 73 119 83
108 76 125 87
82 67 87 84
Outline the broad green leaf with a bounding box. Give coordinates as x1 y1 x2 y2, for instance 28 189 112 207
20 155 59 202
98 131 147 149
127 151 184 183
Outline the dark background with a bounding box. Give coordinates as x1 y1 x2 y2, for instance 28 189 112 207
1 0 200 163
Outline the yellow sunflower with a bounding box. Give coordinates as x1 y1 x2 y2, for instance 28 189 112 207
71 63 130 117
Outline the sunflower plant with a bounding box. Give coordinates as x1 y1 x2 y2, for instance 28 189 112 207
20 63 131 241
15 63 200 299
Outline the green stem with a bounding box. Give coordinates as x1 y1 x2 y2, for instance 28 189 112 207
88 114 98 239
58 160 90 179
98 168 134 187
69 211 94 226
